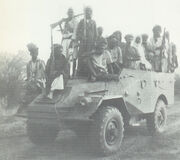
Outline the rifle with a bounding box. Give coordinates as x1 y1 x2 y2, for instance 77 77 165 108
83 8 87 46
160 28 166 72
50 28 55 74
56 13 84 33
51 28 54 61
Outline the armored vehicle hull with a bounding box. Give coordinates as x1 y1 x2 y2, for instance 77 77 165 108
25 69 174 155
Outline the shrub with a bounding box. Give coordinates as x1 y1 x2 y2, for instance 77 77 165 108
175 74 180 95
0 51 29 109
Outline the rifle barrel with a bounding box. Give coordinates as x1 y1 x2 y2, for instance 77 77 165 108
50 28 54 60
74 13 84 18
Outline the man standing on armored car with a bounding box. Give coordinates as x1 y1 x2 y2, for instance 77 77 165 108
76 6 97 76
51 8 78 59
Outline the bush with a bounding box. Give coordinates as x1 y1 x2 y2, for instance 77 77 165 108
0 51 29 109
175 74 180 95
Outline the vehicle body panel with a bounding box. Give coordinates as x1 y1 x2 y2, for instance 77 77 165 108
106 69 174 115
26 69 174 123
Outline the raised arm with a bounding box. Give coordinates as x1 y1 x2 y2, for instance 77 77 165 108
50 18 66 32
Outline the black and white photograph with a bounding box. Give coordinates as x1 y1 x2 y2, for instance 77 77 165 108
0 0 180 159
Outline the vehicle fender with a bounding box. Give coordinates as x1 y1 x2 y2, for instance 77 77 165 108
94 95 131 123
158 94 168 105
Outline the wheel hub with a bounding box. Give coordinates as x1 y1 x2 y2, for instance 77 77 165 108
105 119 119 145
157 110 164 127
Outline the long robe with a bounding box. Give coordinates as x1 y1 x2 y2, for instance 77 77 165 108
76 18 97 55
76 18 97 76
22 59 45 106
133 43 152 70
61 18 78 59
46 54 69 93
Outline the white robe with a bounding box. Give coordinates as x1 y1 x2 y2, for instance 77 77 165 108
61 18 78 58
133 43 152 70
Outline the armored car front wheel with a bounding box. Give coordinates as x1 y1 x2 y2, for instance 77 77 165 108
27 121 59 145
146 99 167 135
91 106 124 156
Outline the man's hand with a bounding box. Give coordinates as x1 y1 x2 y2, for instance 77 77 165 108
50 18 66 29
60 18 66 23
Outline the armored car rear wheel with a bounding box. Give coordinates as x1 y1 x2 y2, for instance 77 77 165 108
146 99 167 135
91 106 124 156
27 121 59 145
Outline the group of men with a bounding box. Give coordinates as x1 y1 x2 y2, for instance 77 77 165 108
23 6 178 103
50 7 178 78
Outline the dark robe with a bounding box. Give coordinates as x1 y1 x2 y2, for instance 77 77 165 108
46 54 69 93
76 18 97 55
76 19 97 76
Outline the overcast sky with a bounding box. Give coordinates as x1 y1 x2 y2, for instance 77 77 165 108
0 0 180 63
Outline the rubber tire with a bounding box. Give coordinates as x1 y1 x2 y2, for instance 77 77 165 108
27 121 59 145
91 106 124 156
146 99 167 135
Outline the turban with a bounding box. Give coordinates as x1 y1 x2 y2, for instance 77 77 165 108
152 25 162 33
27 43 38 52
142 34 149 40
84 6 93 13
67 8 74 14
124 34 134 41
96 38 107 49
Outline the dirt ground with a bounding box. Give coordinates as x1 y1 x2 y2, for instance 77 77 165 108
0 95 180 160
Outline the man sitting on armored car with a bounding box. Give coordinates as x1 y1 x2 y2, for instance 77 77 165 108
87 38 119 81
46 44 69 98
148 25 164 72
123 34 140 69
108 37 123 74
18 43 45 112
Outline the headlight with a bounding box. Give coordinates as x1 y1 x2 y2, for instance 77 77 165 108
79 96 92 106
